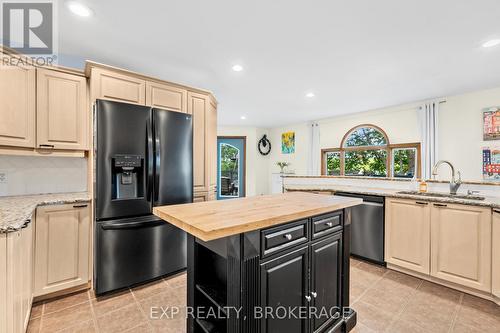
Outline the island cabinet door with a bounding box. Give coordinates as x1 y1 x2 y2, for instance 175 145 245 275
385 198 431 274
310 233 342 333
260 246 309 333
430 203 491 292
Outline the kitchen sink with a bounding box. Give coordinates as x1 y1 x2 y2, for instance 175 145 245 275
397 190 486 201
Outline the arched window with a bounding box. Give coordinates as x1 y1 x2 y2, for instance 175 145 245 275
322 124 421 178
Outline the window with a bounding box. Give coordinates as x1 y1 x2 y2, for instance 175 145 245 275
322 124 421 178
325 151 341 175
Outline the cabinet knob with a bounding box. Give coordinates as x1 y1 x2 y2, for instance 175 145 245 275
284 233 292 240
326 222 333 227
305 295 311 302
311 291 317 298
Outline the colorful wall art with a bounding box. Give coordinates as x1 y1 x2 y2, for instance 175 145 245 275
483 147 500 181
483 107 500 140
281 131 295 154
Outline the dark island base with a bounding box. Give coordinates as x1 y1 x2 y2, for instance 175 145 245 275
187 208 356 333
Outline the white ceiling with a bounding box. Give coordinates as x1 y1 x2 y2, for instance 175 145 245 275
58 0 500 127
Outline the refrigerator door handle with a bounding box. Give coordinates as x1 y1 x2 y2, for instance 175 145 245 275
154 114 160 203
146 119 154 203
100 220 165 230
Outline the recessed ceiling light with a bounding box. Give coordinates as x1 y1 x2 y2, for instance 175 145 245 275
232 64 244 72
482 39 500 48
306 92 315 98
66 1 93 17
240 116 246 120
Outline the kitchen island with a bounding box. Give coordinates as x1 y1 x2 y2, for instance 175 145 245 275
154 192 362 333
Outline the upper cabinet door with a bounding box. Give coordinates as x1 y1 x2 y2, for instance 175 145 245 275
430 203 492 292
0 60 35 148
146 81 187 112
37 68 88 150
493 209 500 298
188 92 208 193
385 198 431 274
91 68 145 105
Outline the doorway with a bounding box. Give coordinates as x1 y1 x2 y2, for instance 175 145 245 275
217 136 246 200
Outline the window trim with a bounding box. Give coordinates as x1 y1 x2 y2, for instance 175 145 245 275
321 124 421 178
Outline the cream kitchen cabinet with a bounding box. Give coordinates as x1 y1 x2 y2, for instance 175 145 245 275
491 209 499 298
194 192 209 203
385 198 431 274
0 60 36 148
146 81 187 112
34 203 91 297
188 91 217 200
430 203 491 292
90 67 146 105
188 91 208 194
37 68 88 150
207 97 218 200
0 219 34 333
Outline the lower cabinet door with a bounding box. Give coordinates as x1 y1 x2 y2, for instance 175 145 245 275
193 192 208 203
260 247 309 333
34 203 90 296
430 203 491 292
310 233 342 333
5 221 33 333
493 210 500 298
385 198 431 274
0 234 6 333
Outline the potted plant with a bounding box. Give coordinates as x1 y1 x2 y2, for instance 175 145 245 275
276 161 290 174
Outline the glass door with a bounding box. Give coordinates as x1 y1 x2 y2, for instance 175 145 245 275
217 137 246 200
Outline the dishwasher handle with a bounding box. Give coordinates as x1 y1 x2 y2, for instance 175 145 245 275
361 201 384 207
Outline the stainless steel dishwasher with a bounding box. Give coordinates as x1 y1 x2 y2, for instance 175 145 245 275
335 192 385 265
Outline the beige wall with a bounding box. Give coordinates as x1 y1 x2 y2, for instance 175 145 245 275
217 126 270 196
265 86 500 182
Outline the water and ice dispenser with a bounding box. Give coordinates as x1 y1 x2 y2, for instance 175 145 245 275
111 154 144 200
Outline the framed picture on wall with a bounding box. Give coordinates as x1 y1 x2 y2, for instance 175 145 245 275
483 107 500 140
281 131 295 154
483 146 500 181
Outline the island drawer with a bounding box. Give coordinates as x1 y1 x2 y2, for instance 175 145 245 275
312 211 343 239
261 219 309 257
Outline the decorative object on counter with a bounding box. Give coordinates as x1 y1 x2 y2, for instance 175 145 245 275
483 107 500 141
483 146 500 181
419 180 428 193
276 161 290 173
281 131 295 154
257 134 271 155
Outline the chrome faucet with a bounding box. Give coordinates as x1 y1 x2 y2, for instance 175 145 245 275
431 160 462 195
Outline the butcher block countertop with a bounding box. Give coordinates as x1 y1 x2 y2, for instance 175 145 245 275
153 192 362 241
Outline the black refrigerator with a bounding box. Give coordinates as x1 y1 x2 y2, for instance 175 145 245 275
94 99 192 295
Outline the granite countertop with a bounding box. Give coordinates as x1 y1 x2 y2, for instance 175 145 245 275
284 184 500 209
0 192 91 233
154 192 362 241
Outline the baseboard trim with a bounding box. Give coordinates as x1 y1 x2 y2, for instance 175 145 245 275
386 263 498 304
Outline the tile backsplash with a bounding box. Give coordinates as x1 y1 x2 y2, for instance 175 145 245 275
0 156 87 196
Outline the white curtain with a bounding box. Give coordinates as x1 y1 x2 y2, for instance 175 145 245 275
419 101 439 179
307 122 321 175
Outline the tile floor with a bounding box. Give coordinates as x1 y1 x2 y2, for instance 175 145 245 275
26 259 500 333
